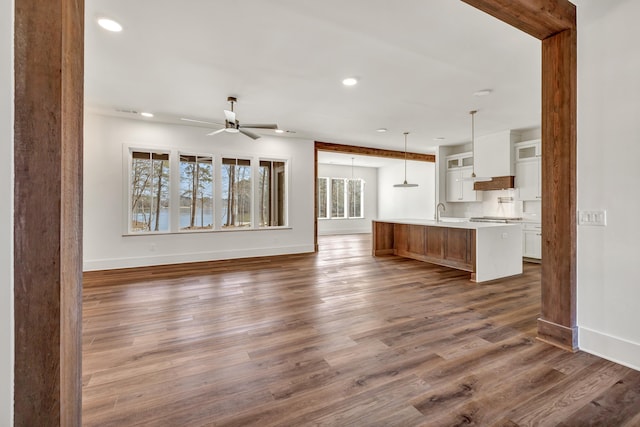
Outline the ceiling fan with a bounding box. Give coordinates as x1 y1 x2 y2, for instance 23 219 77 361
181 96 278 140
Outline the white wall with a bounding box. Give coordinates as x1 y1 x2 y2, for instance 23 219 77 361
378 160 436 220
317 163 377 235
1 0 13 423
83 112 315 270
576 0 640 370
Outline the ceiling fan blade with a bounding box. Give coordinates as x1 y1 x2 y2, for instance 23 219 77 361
207 128 226 136
240 123 278 130
224 109 236 123
239 129 261 140
180 118 222 126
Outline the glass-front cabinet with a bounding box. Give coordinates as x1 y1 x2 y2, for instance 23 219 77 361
445 152 481 202
514 140 542 201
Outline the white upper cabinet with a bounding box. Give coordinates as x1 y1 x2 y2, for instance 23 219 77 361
445 152 481 202
515 139 542 200
473 130 520 178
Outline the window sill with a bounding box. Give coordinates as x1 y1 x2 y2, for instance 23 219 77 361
123 226 292 236
318 217 365 221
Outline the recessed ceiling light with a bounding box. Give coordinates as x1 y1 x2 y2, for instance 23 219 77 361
140 112 154 118
473 89 492 97
433 137 445 141
342 77 358 86
275 129 284 134
376 128 388 133
97 18 123 32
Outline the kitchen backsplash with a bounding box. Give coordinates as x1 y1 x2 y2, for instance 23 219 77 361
448 189 541 221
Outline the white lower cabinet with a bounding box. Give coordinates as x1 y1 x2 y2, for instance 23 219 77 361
522 223 542 259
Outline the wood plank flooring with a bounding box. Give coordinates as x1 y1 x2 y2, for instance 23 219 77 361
82 234 640 426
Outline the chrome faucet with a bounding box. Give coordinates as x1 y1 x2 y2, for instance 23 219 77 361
436 202 446 222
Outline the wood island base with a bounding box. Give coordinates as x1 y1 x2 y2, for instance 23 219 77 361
372 219 522 283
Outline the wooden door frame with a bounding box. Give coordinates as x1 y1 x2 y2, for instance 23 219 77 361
462 0 578 351
314 141 435 251
12 0 576 423
13 0 84 424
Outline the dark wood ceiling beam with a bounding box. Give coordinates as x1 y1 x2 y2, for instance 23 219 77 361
315 141 436 163
461 0 576 40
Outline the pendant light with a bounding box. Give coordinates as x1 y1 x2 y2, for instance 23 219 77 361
394 132 419 188
465 110 491 182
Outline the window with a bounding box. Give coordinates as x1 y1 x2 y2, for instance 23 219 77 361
258 160 286 227
317 177 328 219
318 177 364 219
126 147 289 233
130 151 170 232
347 179 363 218
331 178 345 218
222 157 252 228
179 154 213 230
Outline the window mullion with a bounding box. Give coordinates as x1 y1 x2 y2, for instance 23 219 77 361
344 179 348 218
169 149 180 232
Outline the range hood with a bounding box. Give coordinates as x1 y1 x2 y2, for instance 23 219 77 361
472 129 520 190
473 176 515 191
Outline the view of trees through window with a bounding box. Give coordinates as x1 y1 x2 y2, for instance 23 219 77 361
180 155 213 230
258 160 286 227
317 178 328 219
318 177 363 219
347 179 363 218
130 151 170 232
222 158 252 228
129 150 288 232
331 178 346 218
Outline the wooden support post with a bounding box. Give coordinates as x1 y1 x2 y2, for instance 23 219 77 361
14 0 84 424
462 0 577 350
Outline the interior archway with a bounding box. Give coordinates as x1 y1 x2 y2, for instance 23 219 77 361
12 0 577 422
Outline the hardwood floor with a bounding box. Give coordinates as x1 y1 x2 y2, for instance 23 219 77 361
82 234 640 426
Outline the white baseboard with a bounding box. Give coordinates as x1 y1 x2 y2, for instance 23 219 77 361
83 244 315 271
579 326 640 371
317 229 370 236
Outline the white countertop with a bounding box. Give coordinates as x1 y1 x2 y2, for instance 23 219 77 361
374 218 522 230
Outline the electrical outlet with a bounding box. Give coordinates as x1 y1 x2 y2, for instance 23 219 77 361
578 210 607 226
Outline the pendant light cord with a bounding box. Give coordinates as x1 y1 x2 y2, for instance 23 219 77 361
470 110 477 178
394 131 418 187
404 132 409 182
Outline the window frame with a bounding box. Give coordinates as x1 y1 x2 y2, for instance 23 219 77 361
123 144 291 235
346 178 364 219
318 176 365 220
220 156 253 229
125 146 172 235
178 152 215 232
317 176 329 219
257 158 289 228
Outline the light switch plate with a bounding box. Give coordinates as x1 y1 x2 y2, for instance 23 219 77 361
578 210 607 226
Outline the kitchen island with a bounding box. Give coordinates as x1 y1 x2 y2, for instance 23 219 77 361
372 219 522 283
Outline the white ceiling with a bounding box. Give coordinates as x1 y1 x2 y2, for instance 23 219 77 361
85 0 541 157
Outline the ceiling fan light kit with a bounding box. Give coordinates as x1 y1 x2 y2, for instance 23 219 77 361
394 132 419 188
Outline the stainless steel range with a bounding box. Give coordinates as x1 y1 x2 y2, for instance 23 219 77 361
469 216 523 223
